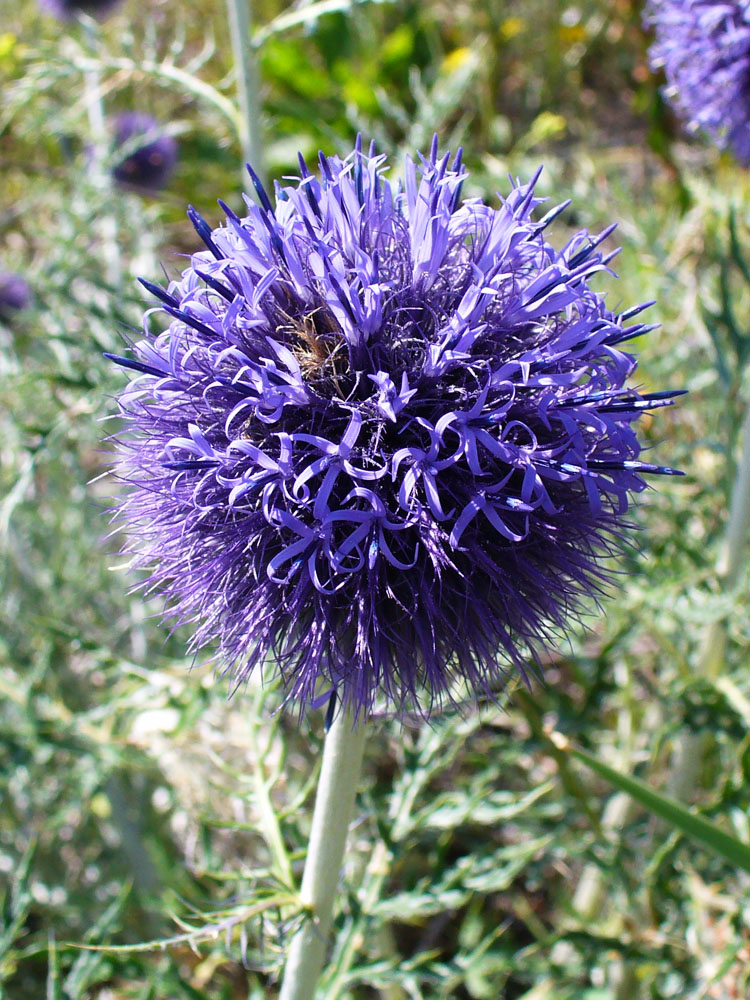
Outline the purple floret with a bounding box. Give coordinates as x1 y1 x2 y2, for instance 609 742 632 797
107 138 681 721
38 0 123 21
647 0 750 163
0 272 31 319
112 113 178 193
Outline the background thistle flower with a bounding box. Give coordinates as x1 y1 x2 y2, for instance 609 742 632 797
108 138 681 721
646 0 750 163
111 113 178 194
0 272 31 321
37 0 124 21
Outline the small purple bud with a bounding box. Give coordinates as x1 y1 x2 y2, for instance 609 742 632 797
111 113 178 193
0 272 31 320
38 0 124 22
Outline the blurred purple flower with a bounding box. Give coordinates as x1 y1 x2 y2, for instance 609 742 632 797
38 0 123 21
647 0 750 163
112 113 178 193
107 138 681 720
0 272 31 320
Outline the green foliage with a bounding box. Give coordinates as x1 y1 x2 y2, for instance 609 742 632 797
2 0 750 998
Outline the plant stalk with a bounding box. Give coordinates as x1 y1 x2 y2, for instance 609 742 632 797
557 393 750 948
279 708 367 1000
698 395 750 679
248 684 294 890
80 15 121 288
224 0 266 192
667 394 750 802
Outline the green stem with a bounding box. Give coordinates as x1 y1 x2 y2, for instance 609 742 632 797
514 686 603 838
667 394 750 803
560 737 750 872
80 16 121 288
224 0 266 192
76 54 243 136
325 839 397 1000
247 687 294 889
279 708 367 1000
253 0 381 46
698 395 750 679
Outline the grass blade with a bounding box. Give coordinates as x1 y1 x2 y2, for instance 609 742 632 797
550 732 750 873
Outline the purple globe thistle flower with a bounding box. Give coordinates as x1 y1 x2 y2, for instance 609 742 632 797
38 0 123 21
0 272 31 320
646 0 750 163
107 138 681 720
111 113 178 194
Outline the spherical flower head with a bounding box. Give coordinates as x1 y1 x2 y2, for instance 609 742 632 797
111 113 178 193
646 0 750 163
0 272 31 320
38 0 124 22
107 138 681 721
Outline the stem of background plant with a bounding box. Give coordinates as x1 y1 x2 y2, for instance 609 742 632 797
549 401 750 951
80 16 121 289
279 706 367 1000
700 394 750 676
325 839 407 1000
668 394 750 802
247 684 294 890
224 0 266 195
546 663 658 990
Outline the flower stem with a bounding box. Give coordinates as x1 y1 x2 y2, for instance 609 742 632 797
80 15 121 289
698 395 750 679
279 708 366 1000
248 685 294 890
224 0 265 192
667 394 750 801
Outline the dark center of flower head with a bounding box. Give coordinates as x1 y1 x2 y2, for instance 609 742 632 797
108 136 682 721
278 309 348 388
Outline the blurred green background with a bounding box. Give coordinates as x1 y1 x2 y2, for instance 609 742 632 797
2 1 750 997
